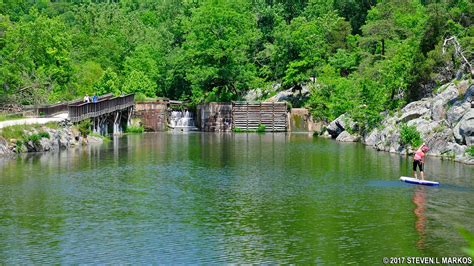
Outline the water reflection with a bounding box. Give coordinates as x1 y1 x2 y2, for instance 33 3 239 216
413 186 426 250
0 133 472 263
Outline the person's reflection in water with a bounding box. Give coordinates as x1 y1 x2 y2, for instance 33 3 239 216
413 186 426 250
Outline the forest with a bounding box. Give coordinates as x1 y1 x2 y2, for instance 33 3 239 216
0 0 472 130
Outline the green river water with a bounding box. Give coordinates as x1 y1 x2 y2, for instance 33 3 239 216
0 133 473 264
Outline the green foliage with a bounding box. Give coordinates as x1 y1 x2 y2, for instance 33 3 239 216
15 140 24 153
0 125 31 140
125 125 144 134
467 146 474 157
0 124 55 140
0 0 472 131
122 70 156 97
134 93 147 102
0 113 23 122
25 134 41 145
77 119 92 137
38 132 50 139
400 123 423 147
93 68 121 96
1 8 73 105
233 127 243 133
257 124 266 132
182 0 261 103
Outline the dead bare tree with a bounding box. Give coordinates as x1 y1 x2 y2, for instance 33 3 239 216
442 36 473 78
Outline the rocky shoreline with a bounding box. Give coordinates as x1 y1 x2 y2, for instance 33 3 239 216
0 121 104 156
324 80 474 164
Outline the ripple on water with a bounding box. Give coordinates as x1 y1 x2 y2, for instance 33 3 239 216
0 133 473 263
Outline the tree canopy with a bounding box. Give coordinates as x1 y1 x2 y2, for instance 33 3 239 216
0 0 472 130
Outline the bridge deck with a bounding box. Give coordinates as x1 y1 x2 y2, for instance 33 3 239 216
68 94 134 123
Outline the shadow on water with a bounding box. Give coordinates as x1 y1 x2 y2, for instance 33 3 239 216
0 133 473 263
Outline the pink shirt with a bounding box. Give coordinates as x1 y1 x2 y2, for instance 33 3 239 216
414 150 424 161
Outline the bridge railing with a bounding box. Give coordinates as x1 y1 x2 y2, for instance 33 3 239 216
68 94 134 123
24 93 114 117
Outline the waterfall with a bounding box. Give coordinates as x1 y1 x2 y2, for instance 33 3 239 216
169 110 197 131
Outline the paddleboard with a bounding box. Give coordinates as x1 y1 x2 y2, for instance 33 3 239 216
400 176 440 186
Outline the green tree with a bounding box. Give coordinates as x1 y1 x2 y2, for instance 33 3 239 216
122 70 156 97
0 8 72 104
93 68 121 96
182 0 261 103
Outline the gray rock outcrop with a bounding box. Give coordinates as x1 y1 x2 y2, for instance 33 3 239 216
0 124 87 155
361 80 473 164
453 110 474 145
398 100 431 123
336 131 360 142
327 114 356 138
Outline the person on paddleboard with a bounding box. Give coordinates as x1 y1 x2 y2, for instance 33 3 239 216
413 143 429 180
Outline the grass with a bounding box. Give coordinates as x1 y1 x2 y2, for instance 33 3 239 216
0 124 32 140
0 123 55 153
0 113 23 122
0 123 55 142
125 125 145 133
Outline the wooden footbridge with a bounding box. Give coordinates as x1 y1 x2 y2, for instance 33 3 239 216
69 94 134 134
34 94 135 135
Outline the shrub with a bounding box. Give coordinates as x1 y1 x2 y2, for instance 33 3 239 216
38 132 50 139
26 134 41 145
400 123 423 147
77 119 92 137
135 93 147 102
467 146 474 157
257 124 266 133
125 125 144 133
15 140 24 153
232 127 243 132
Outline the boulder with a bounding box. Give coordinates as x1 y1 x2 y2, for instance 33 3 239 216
451 142 466 158
407 118 436 135
425 128 454 156
398 100 431 122
464 84 474 101
34 138 53 152
433 83 459 105
336 131 360 142
453 110 474 145
0 137 11 155
431 99 446 121
267 84 310 102
446 101 470 126
326 114 356 138
363 128 379 146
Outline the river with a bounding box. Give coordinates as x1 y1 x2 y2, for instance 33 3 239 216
0 133 473 264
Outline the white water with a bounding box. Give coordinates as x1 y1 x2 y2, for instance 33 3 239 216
169 110 197 131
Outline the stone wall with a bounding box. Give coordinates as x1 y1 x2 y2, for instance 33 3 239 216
197 103 232 132
133 102 168 131
289 108 322 132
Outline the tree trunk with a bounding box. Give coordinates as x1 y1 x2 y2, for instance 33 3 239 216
381 39 385 56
